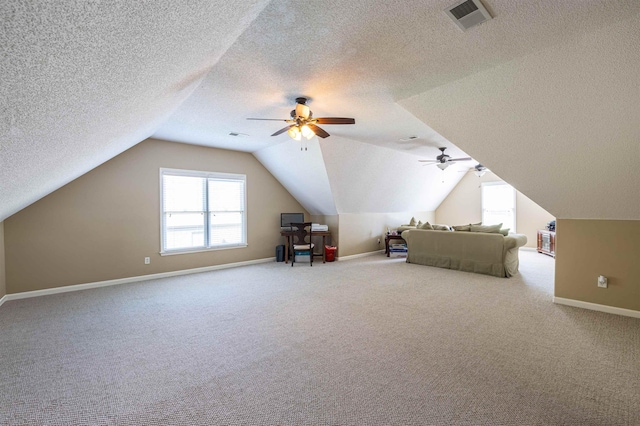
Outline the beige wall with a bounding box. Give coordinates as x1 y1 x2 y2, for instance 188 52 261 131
0 221 5 299
4 139 307 293
555 219 640 312
435 172 555 248
337 211 435 257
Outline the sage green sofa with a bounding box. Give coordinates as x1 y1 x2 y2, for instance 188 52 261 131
401 229 527 277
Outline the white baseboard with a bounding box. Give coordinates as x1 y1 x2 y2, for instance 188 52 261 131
553 297 640 319
0 294 7 307
2 257 275 303
337 250 385 261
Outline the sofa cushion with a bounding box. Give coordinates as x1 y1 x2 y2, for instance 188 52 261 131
499 228 510 236
432 224 452 231
470 223 502 234
419 222 433 230
409 217 417 226
455 222 483 231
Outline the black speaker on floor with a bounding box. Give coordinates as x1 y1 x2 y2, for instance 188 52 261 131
275 245 285 262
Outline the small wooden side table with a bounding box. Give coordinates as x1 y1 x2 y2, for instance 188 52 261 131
385 234 406 257
537 230 556 258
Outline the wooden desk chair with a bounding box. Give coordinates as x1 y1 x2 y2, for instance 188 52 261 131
290 222 314 267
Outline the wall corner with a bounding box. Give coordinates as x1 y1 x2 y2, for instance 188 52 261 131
0 221 6 300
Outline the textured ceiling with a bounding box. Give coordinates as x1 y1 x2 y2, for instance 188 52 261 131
2 0 639 221
400 12 640 219
0 0 270 221
155 0 639 153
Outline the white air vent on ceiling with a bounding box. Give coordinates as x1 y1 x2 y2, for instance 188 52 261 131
445 0 492 31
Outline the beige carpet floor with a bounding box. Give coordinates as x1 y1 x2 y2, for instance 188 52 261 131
0 251 638 425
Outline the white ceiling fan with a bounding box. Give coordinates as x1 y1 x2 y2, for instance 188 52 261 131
418 147 472 170
459 163 489 177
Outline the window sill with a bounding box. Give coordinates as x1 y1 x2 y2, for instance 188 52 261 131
160 244 248 256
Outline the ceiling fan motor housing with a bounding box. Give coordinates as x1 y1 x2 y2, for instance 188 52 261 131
294 101 311 119
437 148 451 163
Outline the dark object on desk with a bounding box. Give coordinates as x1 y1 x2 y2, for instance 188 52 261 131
281 213 305 231
275 245 285 262
546 220 556 232
290 222 314 267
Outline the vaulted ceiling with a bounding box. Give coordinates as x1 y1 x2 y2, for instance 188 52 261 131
2 0 639 221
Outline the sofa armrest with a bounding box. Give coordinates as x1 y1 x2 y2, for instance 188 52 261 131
504 234 527 250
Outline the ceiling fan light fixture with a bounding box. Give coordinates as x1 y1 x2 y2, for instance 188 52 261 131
437 163 449 170
288 126 302 141
301 124 315 140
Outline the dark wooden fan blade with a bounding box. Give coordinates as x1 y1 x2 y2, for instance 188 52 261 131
315 117 355 125
448 157 472 162
247 118 287 121
308 124 330 138
271 125 293 136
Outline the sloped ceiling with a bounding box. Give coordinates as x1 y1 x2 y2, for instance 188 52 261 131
400 11 640 220
0 0 270 222
253 138 337 216
320 136 466 214
2 0 640 221
253 134 467 215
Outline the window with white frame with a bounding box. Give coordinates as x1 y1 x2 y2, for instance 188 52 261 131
160 169 246 253
481 182 516 232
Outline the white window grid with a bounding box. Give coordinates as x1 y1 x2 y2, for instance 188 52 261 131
160 168 247 254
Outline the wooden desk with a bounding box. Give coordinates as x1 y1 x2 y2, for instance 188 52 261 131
281 230 331 263
385 234 406 257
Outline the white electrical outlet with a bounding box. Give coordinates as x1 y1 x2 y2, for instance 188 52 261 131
597 275 607 288
144 257 150 265
377 238 381 244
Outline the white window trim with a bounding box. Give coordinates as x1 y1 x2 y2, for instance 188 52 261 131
159 168 247 255
481 181 516 232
